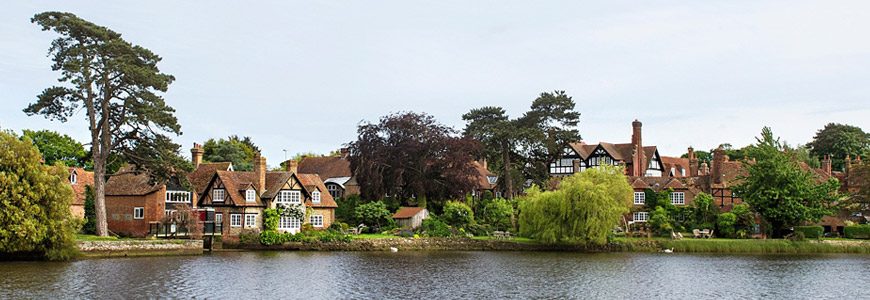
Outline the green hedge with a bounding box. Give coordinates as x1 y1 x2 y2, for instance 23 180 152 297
844 225 870 239
793 226 823 239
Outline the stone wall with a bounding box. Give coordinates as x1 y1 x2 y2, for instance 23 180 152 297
77 240 203 257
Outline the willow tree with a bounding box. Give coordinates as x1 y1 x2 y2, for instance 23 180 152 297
518 165 632 244
26 12 183 237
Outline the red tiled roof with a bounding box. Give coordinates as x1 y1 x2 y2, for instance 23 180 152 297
297 156 351 179
392 207 427 219
661 156 691 177
213 171 263 207
105 166 164 196
187 162 232 195
297 173 339 208
472 161 496 190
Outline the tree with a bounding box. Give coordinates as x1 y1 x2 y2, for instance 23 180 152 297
21 129 90 169
463 91 581 198
82 185 96 234
681 150 712 165
354 201 392 231
0 131 79 260
518 165 632 244
441 202 474 229
159 204 203 239
26 12 186 236
203 137 256 171
839 160 870 217
483 198 514 231
348 112 481 204
807 123 870 171
733 127 841 237
691 192 718 226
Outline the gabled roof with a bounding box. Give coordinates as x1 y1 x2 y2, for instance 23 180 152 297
472 161 497 190
661 156 691 177
392 207 427 219
62 167 94 205
261 171 295 199
297 173 339 208
105 166 164 196
297 156 351 179
187 162 233 195
212 171 264 207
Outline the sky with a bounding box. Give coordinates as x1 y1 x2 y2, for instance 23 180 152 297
2 1 870 167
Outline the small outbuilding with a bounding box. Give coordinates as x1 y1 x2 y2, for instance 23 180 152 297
392 207 430 229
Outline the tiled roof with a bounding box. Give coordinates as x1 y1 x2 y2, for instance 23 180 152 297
661 156 691 177
105 166 163 196
213 171 263 207
392 207 427 219
472 161 497 190
297 156 351 179
63 167 93 205
296 173 339 208
187 162 232 195
262 171 294 199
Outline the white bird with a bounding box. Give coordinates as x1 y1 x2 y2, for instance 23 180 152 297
662 248 674 253
390 247 398 252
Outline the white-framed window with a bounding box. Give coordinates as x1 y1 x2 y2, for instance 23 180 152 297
309 215 324 227
215 213 222 224
165 191 191 203
164 210 176 217
327 184 341 198
277 190 301 204
213 189 225 202
230 214 242 227
134 207 144 219
671 192 685 205
633 212 648 222
245 214 256 227
246 189 256 202
681 169 686 176
278 216 301 230
70 172 77 185
312 191 321 204
634 192 645 205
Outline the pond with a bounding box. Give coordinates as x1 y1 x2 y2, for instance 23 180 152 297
2 251 869 299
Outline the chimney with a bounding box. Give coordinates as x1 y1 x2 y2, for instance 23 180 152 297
631 120 644 176
688 147 699 177
821 155 832 175
481 158 487 170
191 143 204 169
573 159 581 174
700 162 709 175
340 148 349 160
254 152 266 194
286 160 298 175
712 146 725 184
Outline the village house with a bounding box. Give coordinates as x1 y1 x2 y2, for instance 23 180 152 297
296 148 360 199
197 153 338 240
64 167 93 218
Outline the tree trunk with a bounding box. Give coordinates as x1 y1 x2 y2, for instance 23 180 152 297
93 153 109 237
502 141 513 199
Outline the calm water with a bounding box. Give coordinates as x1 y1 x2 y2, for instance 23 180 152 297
2 251 870 299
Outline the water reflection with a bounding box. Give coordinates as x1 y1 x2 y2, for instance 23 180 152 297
1 252 869 299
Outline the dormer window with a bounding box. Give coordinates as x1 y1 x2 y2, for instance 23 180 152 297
487 176 498 184
312 191 321 204
213 189 225 202
246 189 256 202
70 172 77 185
277 190 301 204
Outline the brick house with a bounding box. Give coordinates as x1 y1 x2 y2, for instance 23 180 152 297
65 167 94 218
471 160 499 198
296 148 360 199
198 152 338 239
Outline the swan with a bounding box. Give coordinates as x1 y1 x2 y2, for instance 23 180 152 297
662 248 674 253
390 247 398 252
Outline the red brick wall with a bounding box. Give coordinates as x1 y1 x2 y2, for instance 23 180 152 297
106 186 166 237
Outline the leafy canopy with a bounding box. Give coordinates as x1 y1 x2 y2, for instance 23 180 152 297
518 165 632 244
21 129 90 169
807 123 870 171
0 131 79 260
733 127 841 236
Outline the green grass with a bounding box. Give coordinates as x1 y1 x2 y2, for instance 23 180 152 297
471 236 537 243
658 238 870 254
75 234 120 241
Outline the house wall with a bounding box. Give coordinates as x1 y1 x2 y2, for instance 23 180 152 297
106 186 166 238
213 206 263 239
629 188 697 223
308 207 335 230
396 210 429 229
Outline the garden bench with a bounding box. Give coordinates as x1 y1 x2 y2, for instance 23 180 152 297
493 231 505 239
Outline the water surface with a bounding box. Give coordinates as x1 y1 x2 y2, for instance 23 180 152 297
2 251 869 299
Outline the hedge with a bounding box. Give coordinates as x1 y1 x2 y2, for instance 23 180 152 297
793 226 823 239
844 225 870 239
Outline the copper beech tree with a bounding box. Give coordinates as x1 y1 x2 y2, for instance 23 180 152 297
26 12 189 237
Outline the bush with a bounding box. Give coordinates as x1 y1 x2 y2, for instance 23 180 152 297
421 217 452 237
259 230 284 246
844 225 870 238
789 231 806 242
441 202 474 229
716 213 737 237
263 209 279 231
793 226 823 239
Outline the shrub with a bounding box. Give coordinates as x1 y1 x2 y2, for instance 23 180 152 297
355 201 392 231
441 202 474 229
421 217 452 237
789 231 806 242
844 225 870 238
259 230 284 246
263 209 279 231
717 213 737 237
793 226 823 239
483 198 513 231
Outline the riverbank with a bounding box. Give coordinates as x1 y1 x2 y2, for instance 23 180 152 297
77 240 203 258
222 236 870 254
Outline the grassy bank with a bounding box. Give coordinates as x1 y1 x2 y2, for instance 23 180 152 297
617 238 870 254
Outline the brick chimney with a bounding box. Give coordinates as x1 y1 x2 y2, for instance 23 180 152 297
340 148 349 160
631 120 644 176
191 143 204 169
700 162 709 175
821 155 832 175
254 152 266 194
286 160 298 174
712 146 725 184
480 158 487 170
688 146 698 177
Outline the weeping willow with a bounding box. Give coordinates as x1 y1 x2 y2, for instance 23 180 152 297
518 165 632 244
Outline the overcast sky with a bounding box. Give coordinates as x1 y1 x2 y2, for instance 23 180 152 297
3 1 869 167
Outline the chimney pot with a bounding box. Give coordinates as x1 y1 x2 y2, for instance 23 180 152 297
286 160 299 174
191 143 205 169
